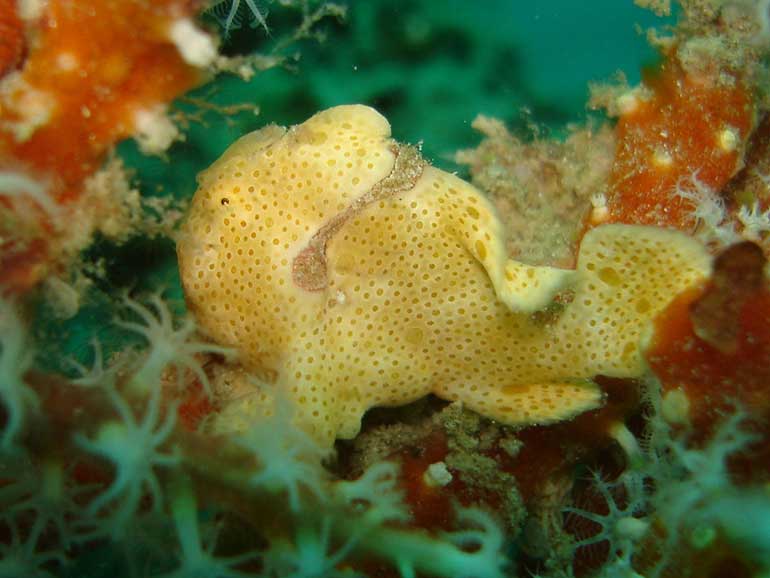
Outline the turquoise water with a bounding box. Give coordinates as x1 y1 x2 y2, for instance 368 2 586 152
120 0 670 190
128 0 670 171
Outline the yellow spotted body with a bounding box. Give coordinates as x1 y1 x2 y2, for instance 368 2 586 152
177 105 711 446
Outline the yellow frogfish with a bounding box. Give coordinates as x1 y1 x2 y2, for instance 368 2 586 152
177 104 710 446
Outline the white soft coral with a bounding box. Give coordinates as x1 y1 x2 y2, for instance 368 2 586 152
737 201 770 247
0 515 66 578
334 461 410 526
672 173 739 246
160 479 259 578
672 172 770 250
74 383 180 533
236 395 330 512
207 0 269 34
567 381 762 578
116 292 234 397
563 469 649 563
262 516 362 578
0 298 38 451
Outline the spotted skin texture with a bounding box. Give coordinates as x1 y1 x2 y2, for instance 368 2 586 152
178 105 712 446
